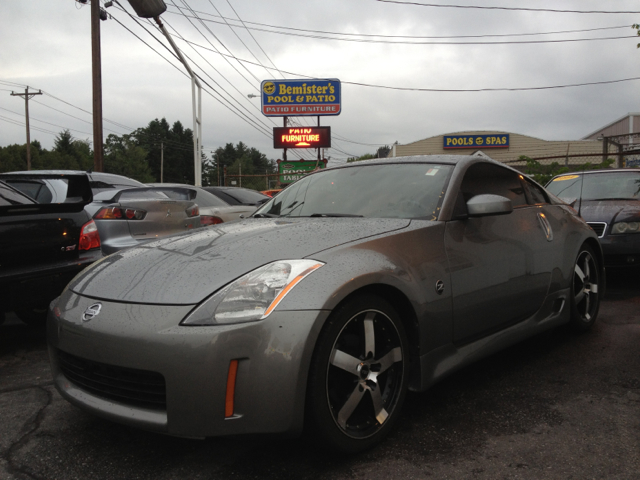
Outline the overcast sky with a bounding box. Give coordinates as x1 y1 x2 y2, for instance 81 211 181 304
1 0 639 166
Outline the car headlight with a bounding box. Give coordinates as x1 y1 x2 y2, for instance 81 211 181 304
181 260 324 326
611 222 640 234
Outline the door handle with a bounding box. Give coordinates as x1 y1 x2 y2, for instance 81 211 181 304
537 212 553 241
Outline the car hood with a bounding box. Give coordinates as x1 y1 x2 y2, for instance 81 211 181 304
579 199 640 223
69 217 411 305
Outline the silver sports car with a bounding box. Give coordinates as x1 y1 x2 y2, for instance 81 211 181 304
47 155 603 453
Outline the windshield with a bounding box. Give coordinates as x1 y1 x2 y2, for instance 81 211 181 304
254 163 452 219
547 172 640 201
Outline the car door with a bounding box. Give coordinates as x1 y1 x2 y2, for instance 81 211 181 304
444 163 554 344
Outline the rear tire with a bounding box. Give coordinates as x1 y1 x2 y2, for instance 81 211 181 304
568 244 601 332
306 295 409 453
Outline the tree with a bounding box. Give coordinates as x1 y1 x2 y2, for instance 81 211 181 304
129 118 197 184
104 134 154 183
346 145 391 163
634 24 639 47
205 142 276 189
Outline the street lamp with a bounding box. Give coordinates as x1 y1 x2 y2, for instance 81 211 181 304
126 0 203 186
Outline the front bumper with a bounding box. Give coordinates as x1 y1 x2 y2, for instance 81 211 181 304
47 292 329 438
0 248 103 311
599 233 640 267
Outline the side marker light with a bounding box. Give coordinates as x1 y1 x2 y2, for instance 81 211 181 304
225 359 239 418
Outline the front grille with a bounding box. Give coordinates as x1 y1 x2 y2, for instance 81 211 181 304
56 349 166 410
587 222 607 238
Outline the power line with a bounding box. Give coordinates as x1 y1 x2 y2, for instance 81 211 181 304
0 115 61 137
111 3 311 161
176 37 640 92
159 15 275 132
373 0 640 14
163 6 631 40
215 0 318 159
169 0 260 88
0 106 94 137
109 7 273 139
162 10 636 45
110 7 309 162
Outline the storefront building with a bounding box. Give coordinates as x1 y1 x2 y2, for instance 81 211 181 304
389 113 640 168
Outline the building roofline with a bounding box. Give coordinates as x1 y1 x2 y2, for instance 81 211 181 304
582 112 640 140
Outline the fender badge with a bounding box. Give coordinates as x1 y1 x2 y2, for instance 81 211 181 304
435 280 445 295
82 303 102 322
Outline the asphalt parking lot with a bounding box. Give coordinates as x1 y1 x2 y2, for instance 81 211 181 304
1 270 639 480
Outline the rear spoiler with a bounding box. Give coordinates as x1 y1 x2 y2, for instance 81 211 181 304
0 173 93 216
99 186 198 203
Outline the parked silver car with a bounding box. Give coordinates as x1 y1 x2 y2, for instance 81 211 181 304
149 184 258 224
48 155 603 453
88 187 201 255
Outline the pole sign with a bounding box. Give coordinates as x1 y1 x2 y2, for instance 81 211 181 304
277 159 328 184
273 126 331 149
443 134 510 149
261 79 341 117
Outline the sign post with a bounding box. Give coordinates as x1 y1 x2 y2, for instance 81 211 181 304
261 78 341 185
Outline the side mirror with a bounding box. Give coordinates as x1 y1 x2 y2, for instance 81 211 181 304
467 194 513 217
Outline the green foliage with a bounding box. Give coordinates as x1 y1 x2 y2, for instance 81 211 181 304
104 134 154 183
129 118 195 184
0 122 275 189
634 24 640 48
0 129 92 173
522 155 616 185
205 142 276 190
347 145 391 163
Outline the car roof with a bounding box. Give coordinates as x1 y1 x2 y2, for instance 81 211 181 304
9 170 144 184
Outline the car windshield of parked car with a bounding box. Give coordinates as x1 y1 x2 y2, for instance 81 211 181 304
548 172 640 201
254 163 452 219
582 172 640 200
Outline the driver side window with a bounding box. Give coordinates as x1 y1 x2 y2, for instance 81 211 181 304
454 162 527 217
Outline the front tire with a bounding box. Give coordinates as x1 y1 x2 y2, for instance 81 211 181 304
569 244 601 332
306 295 409 453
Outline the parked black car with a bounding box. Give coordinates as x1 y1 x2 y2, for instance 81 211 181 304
546 169 640 267
7 170 145 196
0 173 102 326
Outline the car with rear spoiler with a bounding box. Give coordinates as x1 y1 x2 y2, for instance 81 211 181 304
0 173 102 326
87 186 201 255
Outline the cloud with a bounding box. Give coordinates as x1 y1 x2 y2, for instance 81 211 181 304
1 0 638 165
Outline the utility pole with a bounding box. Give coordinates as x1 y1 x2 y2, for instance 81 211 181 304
91 0 105 172
10 87 42 170
160 141 164 183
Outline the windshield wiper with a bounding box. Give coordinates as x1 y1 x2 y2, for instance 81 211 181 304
252 213 279 218
309 213 364 217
